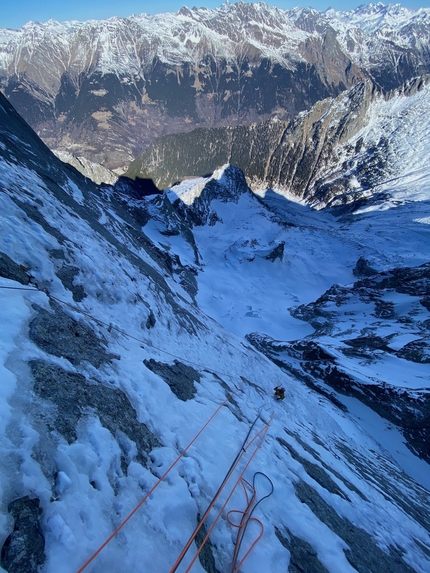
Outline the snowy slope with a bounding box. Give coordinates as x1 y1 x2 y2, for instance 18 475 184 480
137 74 430 485
138 79 430 516
0 94 430 573
322 76 430 209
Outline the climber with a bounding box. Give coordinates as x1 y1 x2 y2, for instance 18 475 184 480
274 386 285 400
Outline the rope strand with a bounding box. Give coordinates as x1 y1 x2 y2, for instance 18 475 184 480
0 284 247 381
76 392 236 573
183 414 273 573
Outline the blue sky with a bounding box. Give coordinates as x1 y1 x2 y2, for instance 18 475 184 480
1 0 429 29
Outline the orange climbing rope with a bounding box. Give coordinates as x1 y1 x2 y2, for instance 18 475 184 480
228 471 274 572
230 514 264 573
227 478 260 570
76 391 236 573
182 415 273 573
169 412 274 573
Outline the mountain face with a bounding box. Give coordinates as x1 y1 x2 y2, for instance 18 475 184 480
248 261 430 465
1 2 430 174
1 86 430 573
52 151 118 185
138 155 430 472
126 74 430 206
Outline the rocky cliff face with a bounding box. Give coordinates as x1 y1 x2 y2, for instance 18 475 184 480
52 151 118 185
1 2 429 173
247 261 430 465
126 75 430 207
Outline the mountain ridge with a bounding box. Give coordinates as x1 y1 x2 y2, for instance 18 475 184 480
126 74 430 209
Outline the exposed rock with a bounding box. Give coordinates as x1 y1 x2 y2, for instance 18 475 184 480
334 439 430 532
30 360 160 466
168 166 250 228
0 4 365 173
397 339 430 364
176 266 199 300
251 262 430 463
53 150 118 185
55 265 87 302
195 514 221 573
294 480 417 573
245 333 347 412
0 252 30 285
256 337 430 464
143 358 201 401
29 300 113 368
284 428 369 501
275 526 329 573
0 496 45 573
353 256 378 277
145 309 156 329
276 437 350 501
265 241 285 262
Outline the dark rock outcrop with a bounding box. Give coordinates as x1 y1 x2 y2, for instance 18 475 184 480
30 360 160 466
143 358 201 401
0 252 30 285
248 262 430 463
353 256 378 277
0 496 45 573
29 301 113 368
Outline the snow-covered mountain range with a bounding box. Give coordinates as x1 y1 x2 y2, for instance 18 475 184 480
0 61 429 573
1 2 430 175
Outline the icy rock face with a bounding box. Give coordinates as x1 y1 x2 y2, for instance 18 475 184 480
29 301 114 368
0 497 45 573
0 252 30 285
353 256 378 277
1 3 430 172
1 91 430 573
168 165 250 227
52 151 119 185
143 359 201 401
30 360 161 462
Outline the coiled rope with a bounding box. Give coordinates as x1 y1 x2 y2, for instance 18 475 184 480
76 391 236 573
169 411 274 573
228 471 274 572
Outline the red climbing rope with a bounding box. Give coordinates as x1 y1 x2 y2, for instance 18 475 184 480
76 391 236 573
